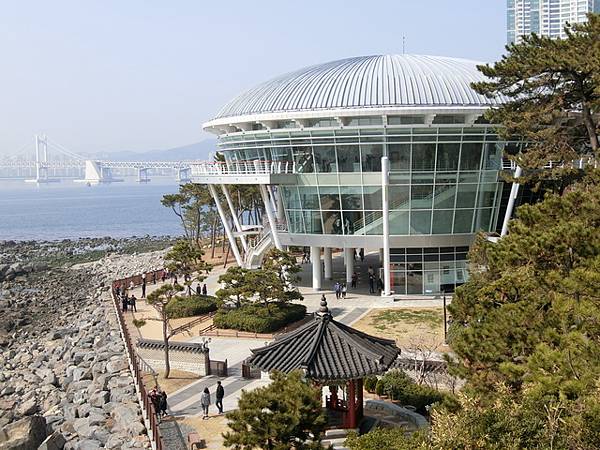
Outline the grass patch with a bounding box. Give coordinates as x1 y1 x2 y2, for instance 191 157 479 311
370 309 443 331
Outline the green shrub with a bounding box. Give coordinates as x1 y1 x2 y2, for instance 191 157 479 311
377 369 448 415
165 295 218 318
375 379 386 397
364 376 378 393
213 303 307 333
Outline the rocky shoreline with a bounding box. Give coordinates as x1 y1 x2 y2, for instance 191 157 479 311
0 237 170 449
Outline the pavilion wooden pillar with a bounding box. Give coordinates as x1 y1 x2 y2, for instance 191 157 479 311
347 379 357 428
356 378 364 421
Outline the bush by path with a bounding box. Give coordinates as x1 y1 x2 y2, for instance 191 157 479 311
165 295 218 318
213 303 307 333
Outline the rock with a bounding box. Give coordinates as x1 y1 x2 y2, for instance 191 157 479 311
72 418 97 439
17 398 39 416
37 431 66 450
105 358 128 374
0 415 47 449
110 405 143 435
74 440 101 450
88 391 109 408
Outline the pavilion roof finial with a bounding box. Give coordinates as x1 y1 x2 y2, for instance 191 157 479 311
319 294 331 318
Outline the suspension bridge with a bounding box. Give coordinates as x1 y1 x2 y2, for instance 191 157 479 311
0 135 197 184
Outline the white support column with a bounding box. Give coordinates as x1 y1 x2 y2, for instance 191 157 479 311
208 184 243 267
222 185 248 252
344 248 354 284
275 187 285 223
259 184 283 250
323 247 333 279
379 248 384 265
311 246 322 291
382 156 391 296
500 165 523 237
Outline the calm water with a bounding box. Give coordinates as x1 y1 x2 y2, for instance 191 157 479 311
0 178 183 240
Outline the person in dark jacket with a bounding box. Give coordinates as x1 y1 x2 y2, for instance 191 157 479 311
121 294 128 312
159 390 168 417
215 380 224 414
129 295 137 313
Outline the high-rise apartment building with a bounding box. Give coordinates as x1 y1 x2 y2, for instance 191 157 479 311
507 0 600 43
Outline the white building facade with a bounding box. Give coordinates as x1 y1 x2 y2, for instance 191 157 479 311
195 54 521 295
508 0 600 43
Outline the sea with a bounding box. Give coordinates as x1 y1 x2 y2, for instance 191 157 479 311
0 178 183 241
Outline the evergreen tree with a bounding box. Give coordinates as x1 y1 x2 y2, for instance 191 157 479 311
472 14 600 191
223 371 327 450
216 266 252 308
165 239 212 294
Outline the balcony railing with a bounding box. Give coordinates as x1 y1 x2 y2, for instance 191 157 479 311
501 156 598 171
190 160 295 177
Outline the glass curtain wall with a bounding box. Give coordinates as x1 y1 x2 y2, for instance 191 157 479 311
220 125 507 236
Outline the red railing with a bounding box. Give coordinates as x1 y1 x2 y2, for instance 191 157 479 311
111 269 166 450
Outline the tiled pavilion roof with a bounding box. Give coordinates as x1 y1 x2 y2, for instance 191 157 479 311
248 298 400 381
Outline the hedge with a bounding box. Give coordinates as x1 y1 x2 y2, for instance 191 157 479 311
377 369 447 415
166 295 219 318
213 303 307 333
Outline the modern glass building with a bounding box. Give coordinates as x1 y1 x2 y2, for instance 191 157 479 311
507 0 599 43
195 54 519 295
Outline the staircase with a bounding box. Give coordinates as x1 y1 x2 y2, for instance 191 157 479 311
321 428 355 450
243 226 273 269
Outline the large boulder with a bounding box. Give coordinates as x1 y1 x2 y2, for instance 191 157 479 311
37 431 66 450
0 415 47 450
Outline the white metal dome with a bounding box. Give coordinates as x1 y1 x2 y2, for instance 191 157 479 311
211 54 503 122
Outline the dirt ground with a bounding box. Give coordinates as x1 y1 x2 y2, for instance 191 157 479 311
353 307 451 353
181 415 229 450
142 369 199 394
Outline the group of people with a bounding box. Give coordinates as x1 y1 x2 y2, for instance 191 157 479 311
333 281 348 299
114 284 137 313
333 265 384 297
199 381 225 419
148 387 168 421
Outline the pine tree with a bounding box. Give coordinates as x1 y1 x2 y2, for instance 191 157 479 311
223 371 327 450
216 266 252 308
472 14 600 191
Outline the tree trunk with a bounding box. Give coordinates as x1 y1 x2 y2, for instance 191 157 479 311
223 244 230 268
581 102 599 153
210 216 217 259
163 317 171 379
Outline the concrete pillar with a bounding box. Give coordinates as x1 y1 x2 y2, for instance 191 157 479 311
222 185 248 252
379 248 384 264
208 184 243 267
344 248 354 284
500 165 523 237
311 246 322 291
259 184 282 250
323 247 333 280
382 156 391 296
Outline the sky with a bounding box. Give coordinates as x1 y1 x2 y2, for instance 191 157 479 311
0 0 507 156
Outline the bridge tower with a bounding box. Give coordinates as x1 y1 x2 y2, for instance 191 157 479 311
25 135 57 183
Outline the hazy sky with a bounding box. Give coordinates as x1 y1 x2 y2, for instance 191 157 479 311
0 0 507 156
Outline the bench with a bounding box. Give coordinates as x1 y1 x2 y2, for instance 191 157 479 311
187 432 204 449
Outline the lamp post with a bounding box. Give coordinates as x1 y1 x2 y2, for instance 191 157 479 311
443 292 448 344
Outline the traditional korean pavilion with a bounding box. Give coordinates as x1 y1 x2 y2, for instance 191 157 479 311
248 298 400 428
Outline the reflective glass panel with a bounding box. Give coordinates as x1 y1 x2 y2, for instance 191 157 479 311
286 210 304 233
340 187 363 210
298 187 320 209
313 146 336 173
460 143 483 170
478 183 497 208
388 144 411 171
322 210 343 234
432 210 454 234
281 186 300 209
365 211 383 235
319 187 340 210
436 143 460 170
410 210 432 234
342 211 364 235
337 145 361 172
454 209 474 233
434 184 456 209
412 143 436 171
390 210 409 234
411 184 434 209
303 211 322 234
361 144 383 172
474 208 493 231
363 186 382 210
292 147 314 173
389 186 410 209
456 184 477 208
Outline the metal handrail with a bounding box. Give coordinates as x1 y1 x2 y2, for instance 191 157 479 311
501 156 598 171
190 160 296 176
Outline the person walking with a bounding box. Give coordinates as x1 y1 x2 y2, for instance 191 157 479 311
377 277 384 295
202 284 208 296
369 274 375 294
334 281 341 299
129 294 137 313
359 248 365 262
196 284 202 296
351 272 358 288
341 283 347 299
152 272 156 285
121 294 128 312
368 265 374 277
200 387 211 419
141 278 146 299
215 381 224 414
159 390 168 417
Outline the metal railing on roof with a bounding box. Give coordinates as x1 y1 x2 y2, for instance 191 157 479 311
190 160 295 177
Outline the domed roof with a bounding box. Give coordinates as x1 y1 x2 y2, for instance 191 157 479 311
211 54 503 122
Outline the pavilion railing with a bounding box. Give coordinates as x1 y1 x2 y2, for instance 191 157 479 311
190 160 295 177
